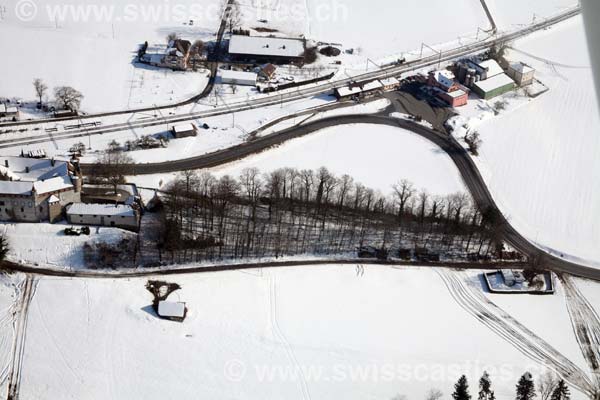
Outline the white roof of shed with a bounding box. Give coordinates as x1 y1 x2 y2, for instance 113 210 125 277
479 59 504 78
229 35 304 58
158 301 185 318
379 77 400 86
447 89 467 98
474 73 515 92
66 203 135 217
173 123 196 133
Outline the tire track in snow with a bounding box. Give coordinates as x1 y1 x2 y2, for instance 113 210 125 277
436 269 595 397
560 275 600 393
269 273 311 400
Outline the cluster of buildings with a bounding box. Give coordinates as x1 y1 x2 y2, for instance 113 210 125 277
140 39 202 71
0 156 140 231
334 77 401 100
427 58 536 107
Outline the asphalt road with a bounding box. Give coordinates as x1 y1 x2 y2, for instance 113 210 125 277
78 111 600 282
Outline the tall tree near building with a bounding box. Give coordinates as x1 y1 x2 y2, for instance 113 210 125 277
516 373 537 400
453 375 472 400
54 86 84 111
95 150 133 194
538 371 558 400
549 380 570 400
33 78 48 106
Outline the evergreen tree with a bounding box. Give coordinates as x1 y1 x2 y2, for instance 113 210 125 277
479 371 495 400
453 375 472 400
516 372 536 400
550 380 570 400
0 235 8 261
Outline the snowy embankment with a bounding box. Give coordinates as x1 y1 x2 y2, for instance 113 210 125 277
1 266 591 400
129 122 466 197
454 17 600 267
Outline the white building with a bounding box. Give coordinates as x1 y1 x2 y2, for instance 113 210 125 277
219 69 258 86
508 62 536 86
0 104 19 120
66 203 140 231
172 123 197 138
157 301 186 322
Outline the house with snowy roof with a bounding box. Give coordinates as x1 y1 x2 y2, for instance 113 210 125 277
0 157 82 222
66 203 140 231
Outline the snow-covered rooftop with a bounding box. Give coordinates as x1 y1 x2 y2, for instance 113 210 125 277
431 70 456 90
510 62 535 74
228 35 305 58
447 89 467 98
0 157 69 182
336 80 384 97
479 59 504 78
474 73 515 92
158 301 185 318
379 77 400 86
66 203 135 217
172 123 196 134
219 69 257 83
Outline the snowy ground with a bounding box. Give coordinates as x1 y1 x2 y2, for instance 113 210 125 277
1 222 131 269
0 0 216 112
462 17 600 267
0 266 594 400
129 122 467 197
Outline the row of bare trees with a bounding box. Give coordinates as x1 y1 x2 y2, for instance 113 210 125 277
33 78 84 111
151 167 505 264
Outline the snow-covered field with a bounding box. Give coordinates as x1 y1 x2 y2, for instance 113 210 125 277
0 266 593 400
469 17 600 267
129 122 467 197
0 0 216 112
1 222 130 269
486 0 576 28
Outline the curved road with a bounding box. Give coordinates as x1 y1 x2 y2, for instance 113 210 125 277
81 112 600 282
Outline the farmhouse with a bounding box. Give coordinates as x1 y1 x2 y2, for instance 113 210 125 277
219 69 257 86
508 62 536 87
66 203 140 231
0 104 19 120
0 157 82 222
228 35 305 64
171 123 197 138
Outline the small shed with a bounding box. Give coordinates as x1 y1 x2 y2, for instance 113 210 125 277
220 69 258 86
157 301 187 322
508 62 535 87
472 73 515 100
438 88 469 107
172 123 197 138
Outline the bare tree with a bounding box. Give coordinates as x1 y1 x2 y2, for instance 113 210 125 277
54 86 84 111
224 0 242 32
392 179 415 218
33 78 48 107
95 150 134 194
166 32 179 43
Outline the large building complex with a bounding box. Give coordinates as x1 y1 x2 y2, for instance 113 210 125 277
228 35 306 64
0 157 82 222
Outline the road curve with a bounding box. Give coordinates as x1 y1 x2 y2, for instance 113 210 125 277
80 113 600 281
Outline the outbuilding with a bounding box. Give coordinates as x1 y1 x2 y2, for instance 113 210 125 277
66 203 140 231
0 104 19 119
171 123 197 138
157 301 187 322
379 77 401 91
334 80 384 100
219 69 258 86
437 88 469 107
472 73 515 100
508 62 535 87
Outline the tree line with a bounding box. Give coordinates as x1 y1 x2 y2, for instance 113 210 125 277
148 166 510 265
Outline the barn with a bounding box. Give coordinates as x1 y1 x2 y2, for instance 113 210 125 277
228 35 305 64
219 69 257 86
472 73 516 99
